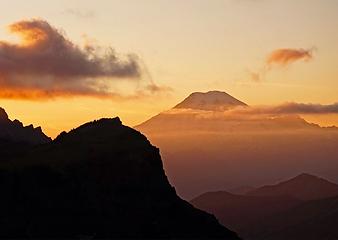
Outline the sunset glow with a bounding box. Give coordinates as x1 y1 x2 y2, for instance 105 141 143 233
0 0 338 137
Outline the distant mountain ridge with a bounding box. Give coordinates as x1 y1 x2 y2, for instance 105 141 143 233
191 173 338 239
247 173 338 200
135 90 338 199
0 117 239 239
174 90 247 111
136 90 322 134
228 186 256 195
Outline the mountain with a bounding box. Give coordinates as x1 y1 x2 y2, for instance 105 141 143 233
254 195 338 240
137 91 319 136
192 191 338 240
247 173 338 200
228 186 256 195
0 107 50 145
191 174 338 240
0 117 239 239
0 108 8 121
174 91 247 111
191 174 338 239
191 191 302 239
135 91 338 199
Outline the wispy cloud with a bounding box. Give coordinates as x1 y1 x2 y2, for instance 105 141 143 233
266 48 313 66
167 102 338 116
261 102 338 114
249 47 315 82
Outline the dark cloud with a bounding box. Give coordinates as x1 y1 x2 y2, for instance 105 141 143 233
266 48 313 66
0 19 149 99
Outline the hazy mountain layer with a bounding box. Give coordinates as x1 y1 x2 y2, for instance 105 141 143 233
191 174 338 240
136 91 338 199
247 173 338 200
191 191 302 239
255 195 338 240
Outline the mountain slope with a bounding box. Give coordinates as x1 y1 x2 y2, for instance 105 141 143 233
192 191 338 240
0 118 239 239
247 173 338 200
191 191 302 238
191 174 338 239
228 186 257 195
174 91 247 111
251 196 338 240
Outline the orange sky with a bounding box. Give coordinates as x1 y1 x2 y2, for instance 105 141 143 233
0 0 338 138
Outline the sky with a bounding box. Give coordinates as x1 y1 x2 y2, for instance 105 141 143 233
0 0 338 137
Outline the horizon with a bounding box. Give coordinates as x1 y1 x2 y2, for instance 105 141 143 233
2 89 338 138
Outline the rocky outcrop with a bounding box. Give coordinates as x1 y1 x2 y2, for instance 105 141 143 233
0 107 51 145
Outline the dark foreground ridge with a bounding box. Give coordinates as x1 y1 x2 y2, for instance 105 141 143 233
0 107 51 145
0 117 239 239
0 107 51 158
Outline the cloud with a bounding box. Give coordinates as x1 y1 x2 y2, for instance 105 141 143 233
248 48 315 82
247 70 262 82
262 102 338 114
223 103 338 115
145 83 173 94
167 102 338 116
0 19 163 100
266 48 313 66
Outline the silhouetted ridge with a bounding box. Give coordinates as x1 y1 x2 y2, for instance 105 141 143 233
0 107 51 158
295 173 321 180
0 107 50 144
228 185 256 195
247 173 338 200
0 107 9 121
55 117 123 142
0 118 239 239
